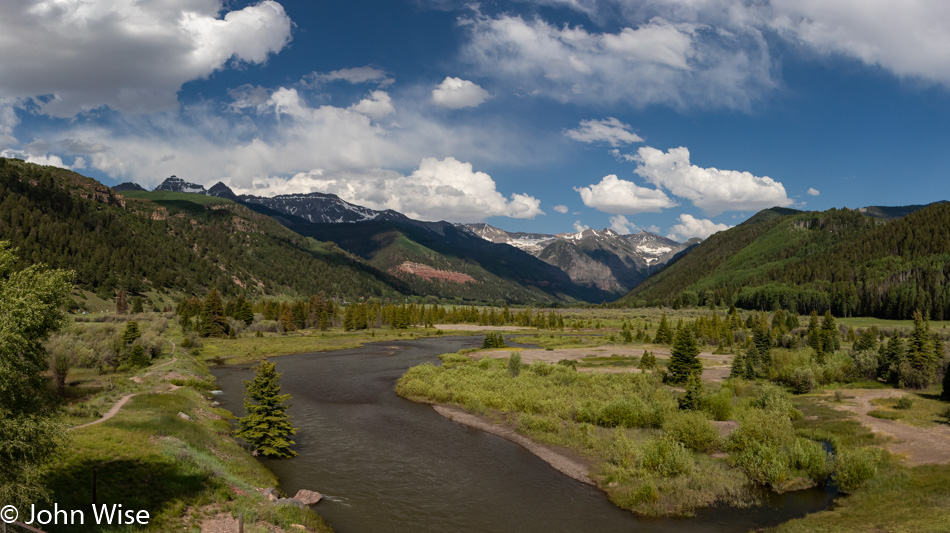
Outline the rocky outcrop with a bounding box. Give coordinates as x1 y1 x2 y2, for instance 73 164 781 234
293 489 323 505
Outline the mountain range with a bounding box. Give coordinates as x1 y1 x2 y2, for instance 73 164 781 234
154 175 694 300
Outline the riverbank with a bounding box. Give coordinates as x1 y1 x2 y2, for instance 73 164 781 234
49 317 334 532
432 404 595 485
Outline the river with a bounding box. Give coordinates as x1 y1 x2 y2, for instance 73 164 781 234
210 336 835 533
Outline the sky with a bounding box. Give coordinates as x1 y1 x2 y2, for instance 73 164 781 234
2 0 950 241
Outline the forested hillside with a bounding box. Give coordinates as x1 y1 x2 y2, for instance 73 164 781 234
0 158 403 300
623 203 950 319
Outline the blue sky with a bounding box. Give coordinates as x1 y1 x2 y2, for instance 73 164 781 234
2 0 950 240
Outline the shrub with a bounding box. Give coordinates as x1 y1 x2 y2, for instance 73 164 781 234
663 411 719 452
517 414 561 435
789 367 817 394
701 387 733 421
640 437 693 478
833 447 883 493
850 349 879 380
940 406 950 425
789 438 830 483
895 396 914 410
728 408 794 451
598 398 646 428
734 440 789 486
508 352 522 377
605 429 637 468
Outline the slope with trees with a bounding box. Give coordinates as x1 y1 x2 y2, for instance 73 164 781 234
622 203 950 319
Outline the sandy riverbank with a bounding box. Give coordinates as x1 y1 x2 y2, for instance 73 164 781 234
432 404 595 486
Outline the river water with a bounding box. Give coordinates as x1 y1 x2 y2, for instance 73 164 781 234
210 336 835 533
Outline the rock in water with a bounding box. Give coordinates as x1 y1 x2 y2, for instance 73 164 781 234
294 489 323 505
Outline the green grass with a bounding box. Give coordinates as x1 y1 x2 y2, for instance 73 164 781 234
199 328 448 363
869 392 949 427
773 463 950 533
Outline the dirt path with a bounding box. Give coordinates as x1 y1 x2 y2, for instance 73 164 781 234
432 405 595 486
69 393 137 431
830 389 950 465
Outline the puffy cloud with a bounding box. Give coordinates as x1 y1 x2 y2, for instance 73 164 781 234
431 77 491 109
666 213 732 241
806 187 820 196
349 91 395 118
575 174 676 214
553 204 569 214
564 117 643 146
523 0 950 87
234 157 543 223
573 220 590 233
460 12 775 110
766 0 950 86
0 0 292 116
608 215 637 234
0 149 70 169
634 146 792 215
0 98 19 145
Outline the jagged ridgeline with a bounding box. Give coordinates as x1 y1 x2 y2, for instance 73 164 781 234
622 203 950 319
0 158 403 299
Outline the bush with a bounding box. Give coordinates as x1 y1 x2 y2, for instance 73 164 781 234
508 352 522 377
789 367 818 394
128 345 150 367
833 447 883 493
605 429 637 468
728 408 794 451
701 387 733 421
640 437 693 478
517 414 561 435
850 349 879 380
788 438 830 483
734 440 789 486
663 411 719 452
895 396 914 410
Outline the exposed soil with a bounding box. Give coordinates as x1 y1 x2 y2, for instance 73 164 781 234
432 405 595 486
393 261 476 283
69 393 137 431
829 389 950 465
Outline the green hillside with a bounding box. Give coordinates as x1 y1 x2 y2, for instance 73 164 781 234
622 203 950 319
282 218 597 304
0 158 403 300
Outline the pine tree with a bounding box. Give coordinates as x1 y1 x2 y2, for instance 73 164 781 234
820 311 840 353
654 311 674 344
878 335 904 383
901 310 937 388
679 372 703 410
236 361 298 458
639 349 657 371
131 297 143 314
730 350 745 379
941 361 950 402
200 289 229 338
122 320 141 345
668 326 702 383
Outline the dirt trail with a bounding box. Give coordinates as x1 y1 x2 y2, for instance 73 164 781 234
432 405 595 486
69 393 138 431
831 389 950 465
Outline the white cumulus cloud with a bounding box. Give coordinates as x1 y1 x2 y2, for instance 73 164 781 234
553 204 569 214
667 213 732 241
234 157 543 223
573 220 590 233
0 0 292 116
310 66 393 85
806 187 820 196
575 174 676 214
564 117 644 146
634 146 792 215
460 12 774 110
431 77 491 109
349 91 395 118
608 215 638 234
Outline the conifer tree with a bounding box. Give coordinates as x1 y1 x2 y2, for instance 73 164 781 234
901 310 938 388
236 361 297 458
679 372 703 410
639 349 657 371
941 361 950 402
820 311 840 353
668 326 702 383
200 289 229 338
122 320 141 345
654 311 674 344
